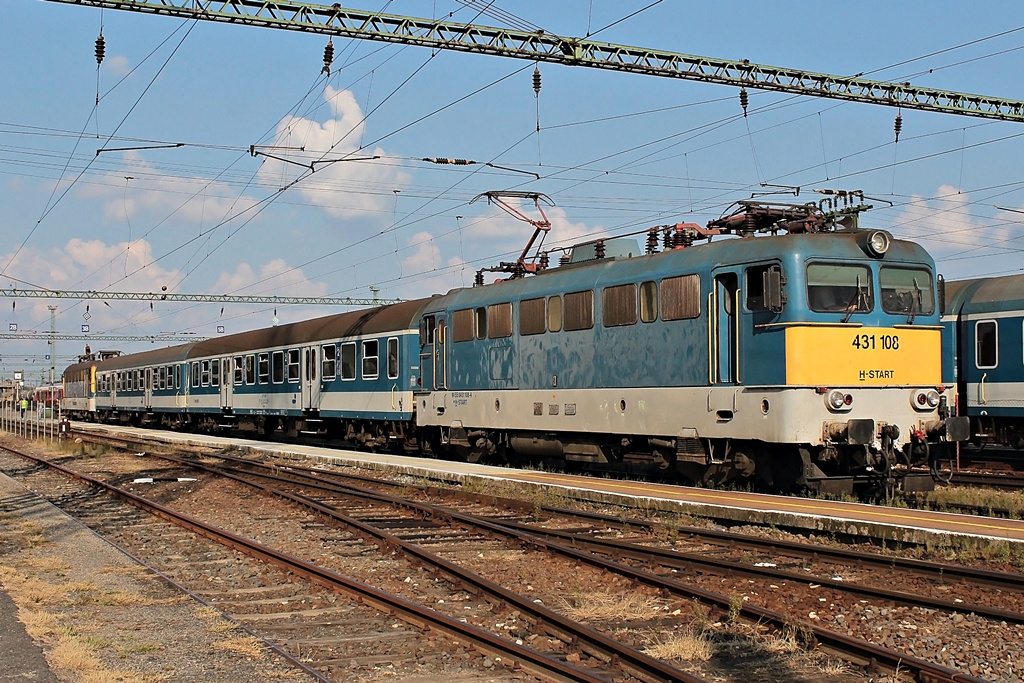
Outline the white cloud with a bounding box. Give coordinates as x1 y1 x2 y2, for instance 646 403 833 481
255 86 409 220
104 55 130 78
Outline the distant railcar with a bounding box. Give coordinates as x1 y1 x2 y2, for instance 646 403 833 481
942 273 1024 448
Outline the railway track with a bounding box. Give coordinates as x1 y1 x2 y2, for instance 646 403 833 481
58 430 1023 681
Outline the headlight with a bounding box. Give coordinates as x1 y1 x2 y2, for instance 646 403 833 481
914 389 940 409
828 390 853 410
867 230 890 257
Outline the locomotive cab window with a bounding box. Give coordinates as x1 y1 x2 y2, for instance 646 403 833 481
603 284 638 327
745 265 772 311
880 267 934 316
362 339 379 380
976 320 998 369
807 263 873 313
341 342 356 380
420 315 436 345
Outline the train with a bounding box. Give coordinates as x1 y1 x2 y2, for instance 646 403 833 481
942 273 1024 449
61 194 970 496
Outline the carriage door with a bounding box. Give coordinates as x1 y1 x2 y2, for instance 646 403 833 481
712 271 739 385
144 368 153 411
220 357 233 409
302 346 321 411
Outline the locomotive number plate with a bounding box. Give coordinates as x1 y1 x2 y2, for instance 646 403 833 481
784 326 940 385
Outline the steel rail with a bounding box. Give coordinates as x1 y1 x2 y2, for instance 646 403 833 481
42 0 1024 123
0 446 621 683
192 451 989 683
161 454 711 683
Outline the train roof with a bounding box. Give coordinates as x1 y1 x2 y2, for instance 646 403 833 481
943 273 1024 315
65 298 432 373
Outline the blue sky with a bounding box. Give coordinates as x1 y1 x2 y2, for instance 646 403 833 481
2 1 1024 381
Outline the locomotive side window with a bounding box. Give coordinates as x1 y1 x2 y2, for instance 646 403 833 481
880 267 934 315
520 297 546 335
322 344 337 380
548 295 562 332
475 307 488 339
287 349 300 382
245 355 256 385
420 315 436 345
362 339 379 379
603 284 638 327
211 359 220 387
233 356 243 385
488 302 513 338
976 320 998 369
807 263 873 313
341 342 356 380
661 274 701 321
564 290 594 331
452 309 474 342
640 281 658 323
387 337 400 379
271 351 284 384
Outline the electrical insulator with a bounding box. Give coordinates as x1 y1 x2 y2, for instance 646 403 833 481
739 87 749 117
95 34 106 66
538 253 549 270
322 40 334 75
646 228 659 254
594 240 606 259
533 66 541 97
663 228 673 251
474 271 484 286
559 253 571 267
894 112 903 143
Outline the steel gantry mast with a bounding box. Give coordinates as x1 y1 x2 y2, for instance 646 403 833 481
41 0 1024 122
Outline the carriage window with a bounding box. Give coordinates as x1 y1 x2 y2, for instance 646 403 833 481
807 263 873 313
191 362 200 388
420 315 436 345
564 291 594 331
662 274 701 321
233 356 243 385
201 360 211 386
640 281 658 323
976 320 997 369
211 359 220 387
603 284 638 327
387 337 400 379
520 297 546 335
287 349 300 382
880 267 934 315
341 342 356 380
475 307 488 339
488 302 513 338
452 309 474 342
158 366 166 390
258 353 269 384
322 344 337 380
362 339 379 379
272 351 284 384
548 295 562 332
245 355 255 385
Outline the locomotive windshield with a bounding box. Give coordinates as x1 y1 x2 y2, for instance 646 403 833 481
879 266 934 316
806 263 873 313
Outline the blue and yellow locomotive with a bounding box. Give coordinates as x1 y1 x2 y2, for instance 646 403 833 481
62 194 967 495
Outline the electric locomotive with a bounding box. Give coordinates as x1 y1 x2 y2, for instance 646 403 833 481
415 193 967 494
941 273 1024 448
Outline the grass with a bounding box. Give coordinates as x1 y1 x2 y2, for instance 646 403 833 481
642 628 713 662
212 636 266 659
559 590 665 621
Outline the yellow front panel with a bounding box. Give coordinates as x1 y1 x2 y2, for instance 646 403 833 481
785 326 940 385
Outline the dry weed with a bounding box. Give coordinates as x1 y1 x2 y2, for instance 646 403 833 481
212 636 265 659
19 608 59 638
560 591 663 621
643 629 713 662
21 556 72 573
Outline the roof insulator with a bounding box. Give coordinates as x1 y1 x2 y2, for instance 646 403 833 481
95 33 106 66
533 66 541 96
322 39 334 75
739 87 749 117
894 112 903 143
